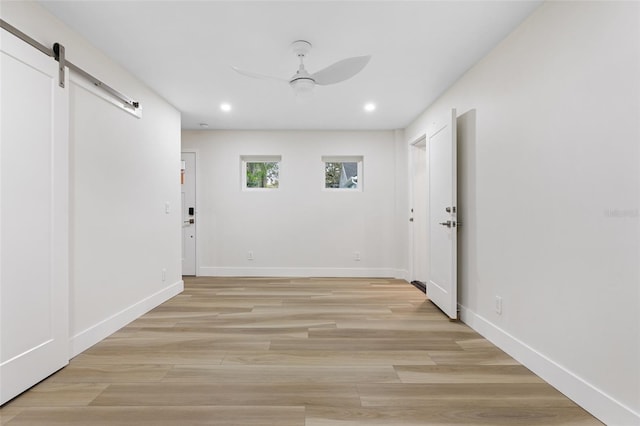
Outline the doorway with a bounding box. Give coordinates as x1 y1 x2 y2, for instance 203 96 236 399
410 137 428 286
181 152 197 276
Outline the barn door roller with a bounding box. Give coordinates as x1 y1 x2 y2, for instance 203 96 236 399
1 18 140 111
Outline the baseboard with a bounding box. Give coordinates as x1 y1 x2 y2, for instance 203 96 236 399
199 266 397 278
394 269 410 281
459 305 640 426
69 280 183 357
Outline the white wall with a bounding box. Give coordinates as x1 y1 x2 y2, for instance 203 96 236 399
1 2 183 356
182 130 402 278
405 2 639 424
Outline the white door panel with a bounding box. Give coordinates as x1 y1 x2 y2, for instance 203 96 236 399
427 109 458 319
1 31 69 404
181 152 196 276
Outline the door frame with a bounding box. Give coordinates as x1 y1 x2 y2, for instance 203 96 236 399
181 150 199 276
408 133 428 284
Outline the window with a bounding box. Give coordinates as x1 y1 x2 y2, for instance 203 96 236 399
323 156 363 190
241 155 281 189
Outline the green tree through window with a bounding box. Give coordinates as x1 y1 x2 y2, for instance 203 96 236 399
325 162 342 188
246 162 279 188
324 161 358 189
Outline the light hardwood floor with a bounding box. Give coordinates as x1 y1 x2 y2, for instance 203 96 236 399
1 277 602 425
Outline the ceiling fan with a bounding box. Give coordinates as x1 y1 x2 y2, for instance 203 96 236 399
232 40 371 96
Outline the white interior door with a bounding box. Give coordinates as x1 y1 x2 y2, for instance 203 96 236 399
1 31 69 404
427 109 458 319
411 138 428 284
181 152 196 276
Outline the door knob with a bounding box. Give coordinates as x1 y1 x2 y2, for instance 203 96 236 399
439 220 452 227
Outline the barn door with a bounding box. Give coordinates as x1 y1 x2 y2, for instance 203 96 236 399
0 30 69 404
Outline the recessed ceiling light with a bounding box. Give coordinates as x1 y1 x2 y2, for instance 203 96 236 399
199 123 209 128
220 103 232 112
364 102 376 112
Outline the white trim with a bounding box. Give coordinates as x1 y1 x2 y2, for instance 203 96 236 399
193 149 201 277
69 280 183 357
70 72 142 119
199 267 397 278
459 305 640 426
393 269 410 281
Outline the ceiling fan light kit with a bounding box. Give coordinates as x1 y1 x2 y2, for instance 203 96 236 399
232 40 371 98
290 77 315 98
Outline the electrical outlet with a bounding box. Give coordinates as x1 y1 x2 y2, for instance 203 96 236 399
495 296 503 315
354 251 361 261
247 251 254 261
162 268 166 282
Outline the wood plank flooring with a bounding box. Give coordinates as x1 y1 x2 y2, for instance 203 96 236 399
1 277 602 425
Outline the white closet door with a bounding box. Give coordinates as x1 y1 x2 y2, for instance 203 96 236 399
1 31 69 405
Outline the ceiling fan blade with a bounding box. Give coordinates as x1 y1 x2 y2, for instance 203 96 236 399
311 55 371 86
231 66 287 83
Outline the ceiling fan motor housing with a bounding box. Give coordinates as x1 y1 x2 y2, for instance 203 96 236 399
290 41 315 90
291 40 312 57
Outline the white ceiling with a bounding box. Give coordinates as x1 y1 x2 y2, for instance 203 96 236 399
39 1 542 130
